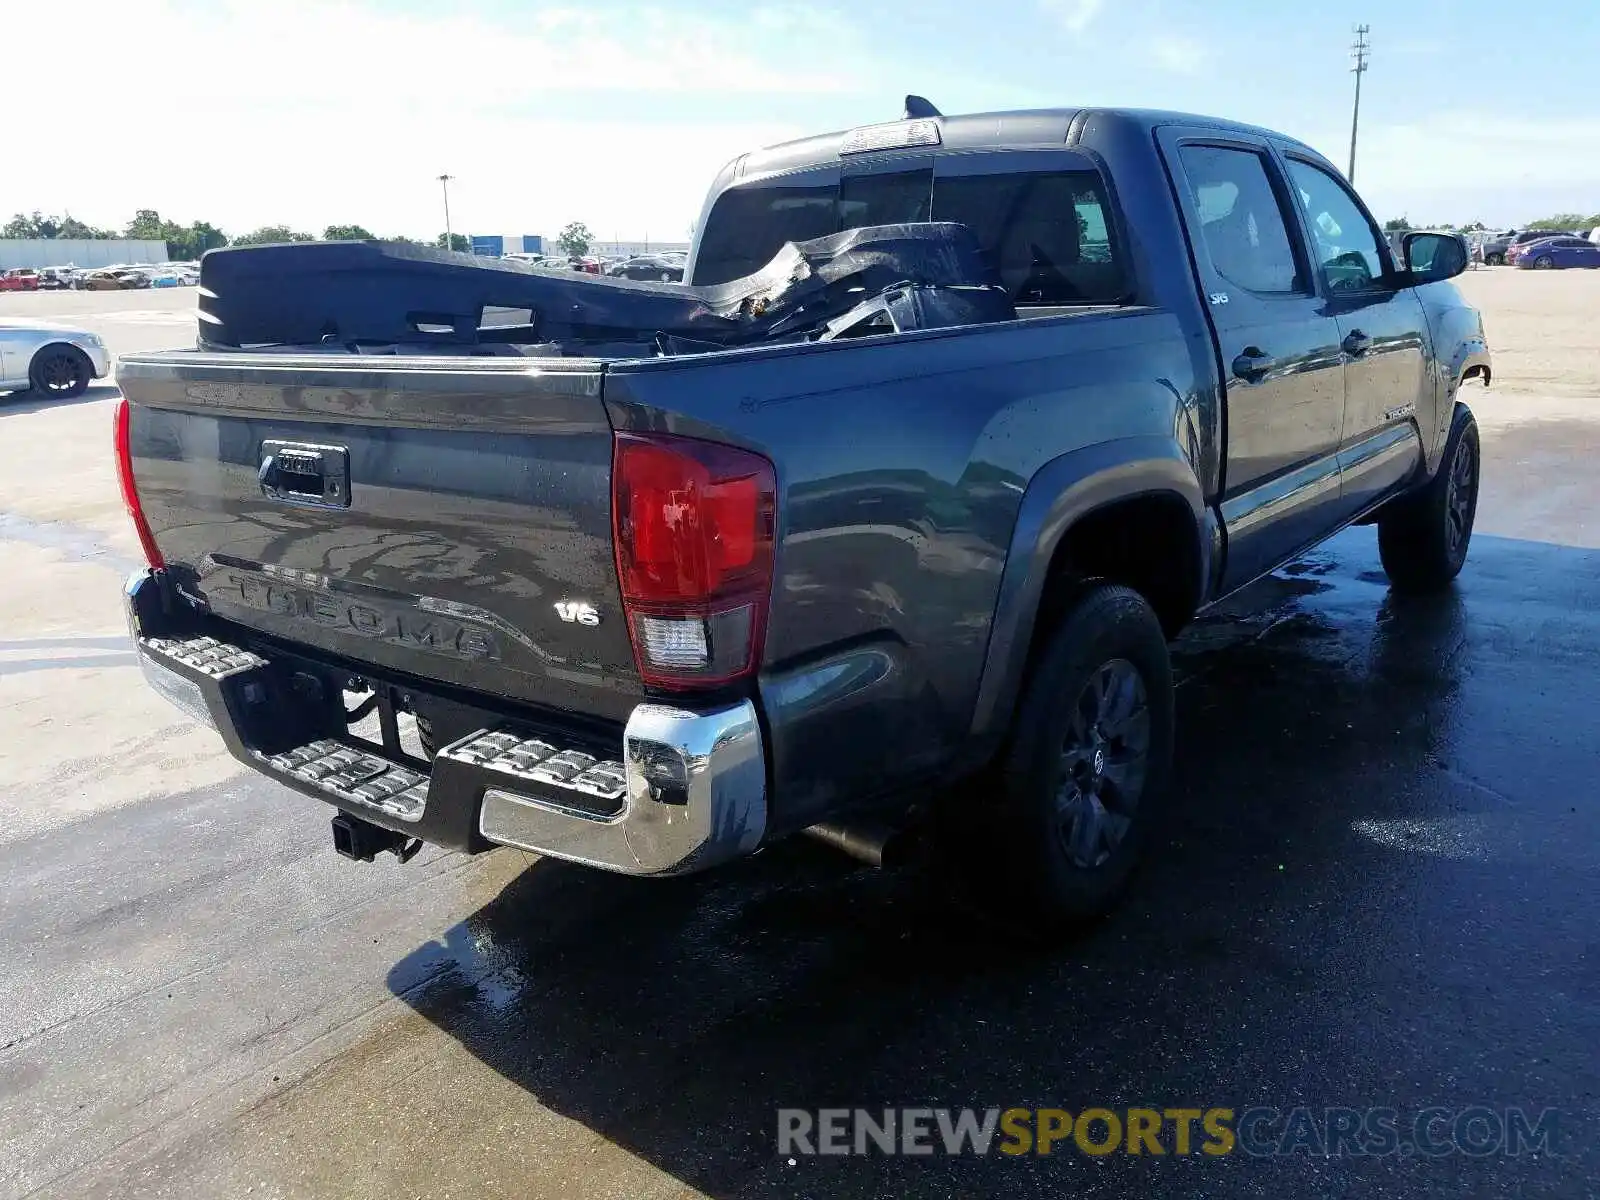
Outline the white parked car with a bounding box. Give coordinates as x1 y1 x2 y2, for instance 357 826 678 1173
0 318 111 398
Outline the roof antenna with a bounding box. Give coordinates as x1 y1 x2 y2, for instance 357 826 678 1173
903 95 942 119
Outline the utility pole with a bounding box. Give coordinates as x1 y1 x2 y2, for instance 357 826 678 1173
437 173 455 250
1348 25 1370 183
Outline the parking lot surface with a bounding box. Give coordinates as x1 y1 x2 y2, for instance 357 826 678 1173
1 275 1597 1198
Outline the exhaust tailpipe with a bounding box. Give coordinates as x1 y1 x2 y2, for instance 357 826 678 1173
803 819 912 869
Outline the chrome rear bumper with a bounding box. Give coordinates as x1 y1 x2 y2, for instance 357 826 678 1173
477 702 767 874
126 570 767 876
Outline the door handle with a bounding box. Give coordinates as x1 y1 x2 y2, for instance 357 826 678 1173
258 441 351 509
1231 348 1274 382
1342 329 1373 357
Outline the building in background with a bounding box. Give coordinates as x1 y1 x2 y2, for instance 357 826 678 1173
470 236 690 259
469 234 544 257
587 240 690 259
0 239 167 270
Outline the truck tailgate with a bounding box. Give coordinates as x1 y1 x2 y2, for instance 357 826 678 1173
116 352 643 722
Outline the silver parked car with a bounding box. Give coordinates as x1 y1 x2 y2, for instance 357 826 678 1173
0 319 112 397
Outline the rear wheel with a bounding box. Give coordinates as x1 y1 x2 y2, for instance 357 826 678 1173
1377 403 1479 593
1534 255 1554 269
949 584 1174 933
29 346 91 398
1485 252 1504 266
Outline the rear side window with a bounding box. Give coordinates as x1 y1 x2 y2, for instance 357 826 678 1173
1177 144 1305 295
692 167 1129 304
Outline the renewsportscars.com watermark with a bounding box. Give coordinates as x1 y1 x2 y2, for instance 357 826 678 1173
778 1106 1561 1159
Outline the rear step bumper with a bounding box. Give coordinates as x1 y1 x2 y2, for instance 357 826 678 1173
125 571 767 876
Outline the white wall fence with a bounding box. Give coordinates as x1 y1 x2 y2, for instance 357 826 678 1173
0 239 168 270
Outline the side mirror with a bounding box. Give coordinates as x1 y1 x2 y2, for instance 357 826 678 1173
1402 231 1469 283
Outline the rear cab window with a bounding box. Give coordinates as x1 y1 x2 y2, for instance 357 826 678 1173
690 152 1130 307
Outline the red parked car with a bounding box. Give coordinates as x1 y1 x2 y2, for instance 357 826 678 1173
0 269 41 292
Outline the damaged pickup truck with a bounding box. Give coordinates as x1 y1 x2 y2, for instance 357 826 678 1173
117 102 1490 929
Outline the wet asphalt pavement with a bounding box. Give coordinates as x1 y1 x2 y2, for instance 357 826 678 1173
2 290 1598 1198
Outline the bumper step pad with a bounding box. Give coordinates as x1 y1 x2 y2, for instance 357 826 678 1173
255 740 429 823
140 635 267 679
438 730 628 804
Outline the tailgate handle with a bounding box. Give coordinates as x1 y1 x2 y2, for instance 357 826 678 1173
259 441 351 509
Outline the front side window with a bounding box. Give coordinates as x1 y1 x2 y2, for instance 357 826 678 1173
1176 144 1305 295
1285 158 1388 292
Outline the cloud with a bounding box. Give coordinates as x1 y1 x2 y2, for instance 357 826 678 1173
0 0 860 238
1149 33 1210 76
1038 0 1105 34
1299 113 1600 225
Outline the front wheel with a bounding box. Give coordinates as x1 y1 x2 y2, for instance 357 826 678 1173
1534 255 1554 269
957 584 1175 932
29 346 91 398
1377 404 1479 593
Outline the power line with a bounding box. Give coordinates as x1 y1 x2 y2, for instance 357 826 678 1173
1348 25 1371 183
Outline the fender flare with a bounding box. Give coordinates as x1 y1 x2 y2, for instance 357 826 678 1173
967 436 1213 743
1426 336 1490 476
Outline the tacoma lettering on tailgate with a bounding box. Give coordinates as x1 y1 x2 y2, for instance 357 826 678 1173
223 573 502 661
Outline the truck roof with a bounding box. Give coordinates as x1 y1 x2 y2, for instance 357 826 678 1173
730 106 1325 181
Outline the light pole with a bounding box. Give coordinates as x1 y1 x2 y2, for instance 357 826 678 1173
437 173 455 250
1348 25 1370 183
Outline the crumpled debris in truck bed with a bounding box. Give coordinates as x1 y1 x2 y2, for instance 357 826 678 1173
193 224 1017 356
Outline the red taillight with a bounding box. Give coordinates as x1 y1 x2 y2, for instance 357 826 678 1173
612 432 775 689
114 396 165 569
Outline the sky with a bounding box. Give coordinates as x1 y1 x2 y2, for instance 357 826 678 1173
6 0 1598 242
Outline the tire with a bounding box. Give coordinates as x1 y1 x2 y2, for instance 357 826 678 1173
1485 253 1504 266
29 345 91 398
1377 403 1480 594
956 584 1175 932
1534 255 1554 269
659 272 673 283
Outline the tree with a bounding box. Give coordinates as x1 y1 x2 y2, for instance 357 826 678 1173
324 224 374 241
57 215 117 240
5 211 62 238
233 225 316 246
1527 212 1600 231
1383 217 1411 232
180 221 229 258
125 209 165 240
6 210 121 240
556 221 594 258
436 232 471 252
121 209 229 257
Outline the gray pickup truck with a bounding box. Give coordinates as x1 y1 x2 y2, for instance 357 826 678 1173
117 102 1491 929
